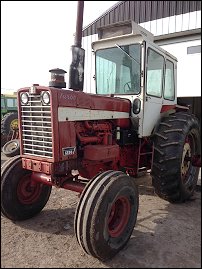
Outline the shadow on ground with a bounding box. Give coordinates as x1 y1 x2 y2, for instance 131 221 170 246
1 153 201 268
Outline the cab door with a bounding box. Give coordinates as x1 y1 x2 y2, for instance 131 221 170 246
141 45 165 137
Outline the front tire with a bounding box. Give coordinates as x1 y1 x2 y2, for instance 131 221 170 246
74 170 139 261
1 157 52 221
151 112 200 203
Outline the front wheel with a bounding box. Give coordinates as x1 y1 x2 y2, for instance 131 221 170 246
151 112 201 203
74 170 139 261
1 157 52 221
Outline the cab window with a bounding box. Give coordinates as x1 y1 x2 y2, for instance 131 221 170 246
164 60 175 100
1 98 5 108
7 98 14 107
96 44 141 95
146 48 164 97
14 98 18 106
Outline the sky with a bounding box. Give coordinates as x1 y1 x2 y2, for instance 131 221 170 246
1 1 118 92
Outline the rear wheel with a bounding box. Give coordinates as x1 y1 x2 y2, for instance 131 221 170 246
151 112 200 203
1 157 52 221
74 170 139 260
1 112 18 146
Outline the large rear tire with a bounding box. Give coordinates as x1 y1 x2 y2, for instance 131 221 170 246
74 170 139 261
1 157 52 221
1 112 18 135
1 112 18 147
151 112 200 203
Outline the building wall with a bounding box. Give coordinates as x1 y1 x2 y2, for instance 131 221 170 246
139 11 201 35
82 10 201 97
82 1 201 37
160 38 201 97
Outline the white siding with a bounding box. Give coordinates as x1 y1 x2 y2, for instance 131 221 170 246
161 39 201 97
82 34 97 94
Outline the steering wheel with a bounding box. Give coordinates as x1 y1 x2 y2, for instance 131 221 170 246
124 81 132 93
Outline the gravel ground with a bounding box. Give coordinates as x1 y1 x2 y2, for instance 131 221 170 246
1 153 201 268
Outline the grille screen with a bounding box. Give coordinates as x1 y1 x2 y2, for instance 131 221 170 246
21 93 53 158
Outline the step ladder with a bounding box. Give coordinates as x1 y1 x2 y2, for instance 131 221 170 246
136 139 154 177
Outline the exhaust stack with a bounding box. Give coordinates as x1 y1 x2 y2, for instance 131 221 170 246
69 1 85 91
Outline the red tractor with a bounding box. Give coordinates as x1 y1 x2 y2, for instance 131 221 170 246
1 1 201 261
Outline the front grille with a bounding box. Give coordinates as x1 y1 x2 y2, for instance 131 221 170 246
21 93 53 158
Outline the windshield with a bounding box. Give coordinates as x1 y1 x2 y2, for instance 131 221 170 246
96 44 141 95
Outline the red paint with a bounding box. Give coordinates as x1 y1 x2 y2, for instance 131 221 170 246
79 161 118 179
75 121 112 145
84 144 119 161
50 89 60 162
31 172 52 185
160 105 176 113
119 139 153 177
17 174 43 205
115 118 131 129
56 88 131 112
17 88 25 157
59 121 77 161
76 132 102 144
62 181 85 193
161 104 189 113
84 121 111 131
22 158 52 174
31 172 85 193
108 196 131 237
187 155 201 167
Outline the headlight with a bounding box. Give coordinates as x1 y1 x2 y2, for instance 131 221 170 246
41 91 50 105
20 92 29 105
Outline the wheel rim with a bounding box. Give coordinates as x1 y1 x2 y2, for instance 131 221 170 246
108 196 131 237
17 174 42 204
181 133 197 186
10 119 18 130
181 137 191 180
5 141 18 152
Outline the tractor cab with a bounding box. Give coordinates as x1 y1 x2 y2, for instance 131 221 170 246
1 93 18 118
92 20 177 137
